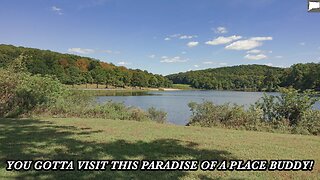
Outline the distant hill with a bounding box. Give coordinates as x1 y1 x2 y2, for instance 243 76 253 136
166 64 320 91
0 44 172 88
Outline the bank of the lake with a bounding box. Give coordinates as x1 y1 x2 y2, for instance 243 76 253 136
1 117 319 179
96 90 320 125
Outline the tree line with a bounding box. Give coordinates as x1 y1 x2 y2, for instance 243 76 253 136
167 64 320 91
0 44 172 88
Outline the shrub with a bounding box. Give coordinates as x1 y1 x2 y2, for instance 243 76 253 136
255 88 318 126
0 69 67 117
187 88 320 135
187 101 266 131
294 110 320 135
147 107 167 123
129 108 149 122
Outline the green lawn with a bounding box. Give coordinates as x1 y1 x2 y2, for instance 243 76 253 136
0 118 319 179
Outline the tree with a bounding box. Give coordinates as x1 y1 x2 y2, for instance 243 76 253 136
90 68 106 88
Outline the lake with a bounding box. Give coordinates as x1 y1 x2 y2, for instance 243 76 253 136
96 90 320 125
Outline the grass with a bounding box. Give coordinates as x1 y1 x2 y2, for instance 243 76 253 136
172 84 193 90
0 118 319 179
74 89 151 96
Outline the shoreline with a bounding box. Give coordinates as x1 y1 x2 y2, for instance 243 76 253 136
72 87 182 91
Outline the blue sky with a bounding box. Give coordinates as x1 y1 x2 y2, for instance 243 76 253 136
0 0 319 75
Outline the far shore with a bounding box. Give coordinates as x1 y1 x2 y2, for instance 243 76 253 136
71 87 182 91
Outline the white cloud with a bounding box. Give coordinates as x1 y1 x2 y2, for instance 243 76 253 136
101 50 112 54
149 54 156 59
52 6 63 15
68 48 95 54
169 34 181 38
265 63 273 66
100 50 120 54
244 54 267 60
226 36 272 50
202 61 228 67
187 41 199 48
250 37 273 41
160 56 188 63
68 48 119 55
300 42 306 46
214 26 228 34
117 61 131 65
275 56 283 59
247 49 262 54
205 35 242 45
181 51 187 54
226 40 262 50
203 61 215 65
165 34 197 40
219 63 228 66
194 65 199 68
180 35 197 39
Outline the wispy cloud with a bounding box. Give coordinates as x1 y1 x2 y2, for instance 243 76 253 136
226 37 272 50
160 56 188 63
68 48 95 54
202 61 215 65
164 34 197 41
179 35 198 39
148 54 156 59
213 26 228 34
52 6 63 15
247 49 262 54
100 50 120 54
300 42 306 46
187 41 199 48
250 37 273 41
244 54 267 60
202 61 228 67
117 61 131 66
205 35 242 45
68 48 119 55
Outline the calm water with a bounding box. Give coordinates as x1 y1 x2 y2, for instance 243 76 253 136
96 90 320 125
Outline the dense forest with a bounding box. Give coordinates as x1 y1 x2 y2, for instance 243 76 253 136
167 64 320 91
1 44 319 91
0 44 172 88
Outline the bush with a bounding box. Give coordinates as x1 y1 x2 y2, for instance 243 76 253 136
187 88 320 135
0 69 67 117
129 108 149 122
187 101 267 131
294 110 320 135
255 88 318 125
147 107 167 123
0 68 167 123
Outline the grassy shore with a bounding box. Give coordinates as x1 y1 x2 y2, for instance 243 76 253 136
68 84 185 96
68 83 184 91
0 118 319 179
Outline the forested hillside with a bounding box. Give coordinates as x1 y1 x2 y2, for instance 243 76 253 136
0 44 172 88
167 64 320 91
